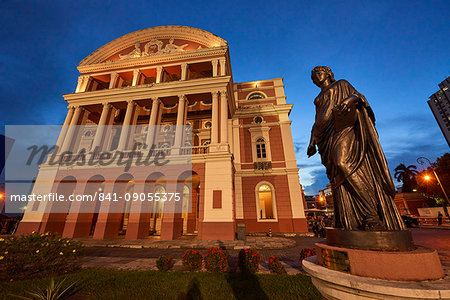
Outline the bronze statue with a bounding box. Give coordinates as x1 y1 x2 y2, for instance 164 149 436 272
308 66 406 231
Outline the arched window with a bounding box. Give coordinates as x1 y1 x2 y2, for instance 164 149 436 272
182 185 190 214
256 138 266 159
248 92 265 100
258 184 275 219
154 184 166 214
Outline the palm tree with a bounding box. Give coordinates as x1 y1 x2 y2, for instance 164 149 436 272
394 164 419 192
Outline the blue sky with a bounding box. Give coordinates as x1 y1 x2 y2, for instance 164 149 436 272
0 0 449 195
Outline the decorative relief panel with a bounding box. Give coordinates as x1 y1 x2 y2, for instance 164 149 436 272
112 38 204 62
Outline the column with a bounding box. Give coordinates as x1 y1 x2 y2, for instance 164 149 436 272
219 58 226 76
146 98 160 147
156 66 163 83
109 72 118 89
91 103 111 150
61 106 83 152
212 59 218 77
132 70 141 86
174 95 186 148
211 91 219 144
80 76 91 92
220 90 228 144
75 77 84 93
117 100 135 151
181 63 188 80
55 106 75 149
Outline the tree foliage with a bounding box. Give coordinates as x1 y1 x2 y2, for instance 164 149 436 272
394 163 418 192
416 153 450 215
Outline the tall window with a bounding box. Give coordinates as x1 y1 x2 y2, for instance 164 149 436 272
258 184 274 219
256 138 266 158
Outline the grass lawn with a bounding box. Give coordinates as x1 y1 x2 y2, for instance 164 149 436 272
0 268 321 299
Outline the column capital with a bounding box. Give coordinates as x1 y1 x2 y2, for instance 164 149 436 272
126 100 135 105
77 76 84 83
110 71 118 77
219 89 227 95
102 102 112 109
212 59 219 65
156 66 163 71
133 69 141 75
67 105 75 110
152 97 160 104
178 94 186 101
211 91 219 97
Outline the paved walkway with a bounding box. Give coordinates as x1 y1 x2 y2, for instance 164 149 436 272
80 228 450 277
77 235 302 250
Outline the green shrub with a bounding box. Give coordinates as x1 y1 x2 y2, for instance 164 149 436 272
238 248 261 274
156 255 174 271
204 247 228 272
0 232 84 279
268 256 286 274
182 250 203 272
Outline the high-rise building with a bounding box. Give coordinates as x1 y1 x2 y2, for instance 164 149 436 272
428 76 450 147
16 26 307 240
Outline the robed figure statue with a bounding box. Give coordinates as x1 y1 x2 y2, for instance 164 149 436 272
307 66 405 231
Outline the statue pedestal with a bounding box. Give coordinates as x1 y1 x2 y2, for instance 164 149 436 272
303 256 449 300
303 241 447 299
325 228 415 251
314 242 443 281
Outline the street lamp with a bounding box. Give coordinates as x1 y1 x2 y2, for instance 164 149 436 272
417 156 450 210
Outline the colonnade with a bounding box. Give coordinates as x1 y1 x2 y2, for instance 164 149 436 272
56 90 229 154
75 58 227 93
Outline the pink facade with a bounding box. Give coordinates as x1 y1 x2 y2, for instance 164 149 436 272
17 26 307 240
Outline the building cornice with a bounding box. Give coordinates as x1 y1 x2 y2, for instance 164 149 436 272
63 76 232 105
78 47 228 74
232 103 293 118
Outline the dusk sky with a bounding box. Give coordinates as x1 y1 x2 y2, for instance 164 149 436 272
1 1 449 195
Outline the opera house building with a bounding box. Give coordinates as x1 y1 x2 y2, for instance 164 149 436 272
16 26 307 240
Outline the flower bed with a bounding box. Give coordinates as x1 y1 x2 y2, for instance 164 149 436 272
268 256 286 274
0 232 84 279
299 248 316 262
238 248 261 274
156 255 174 271
204 247 228 272
182 250 203 272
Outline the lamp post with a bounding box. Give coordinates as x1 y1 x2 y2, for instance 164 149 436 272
417 156 449 216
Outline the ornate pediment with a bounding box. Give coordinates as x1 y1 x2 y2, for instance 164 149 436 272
111 38 204 62
79 26 228 66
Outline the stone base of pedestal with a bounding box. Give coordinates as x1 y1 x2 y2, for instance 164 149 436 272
303 256 450 300
315 242 443 281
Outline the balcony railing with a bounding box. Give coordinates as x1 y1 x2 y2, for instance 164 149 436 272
57 145 209 163
254 161 272 170
180 145 209 155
